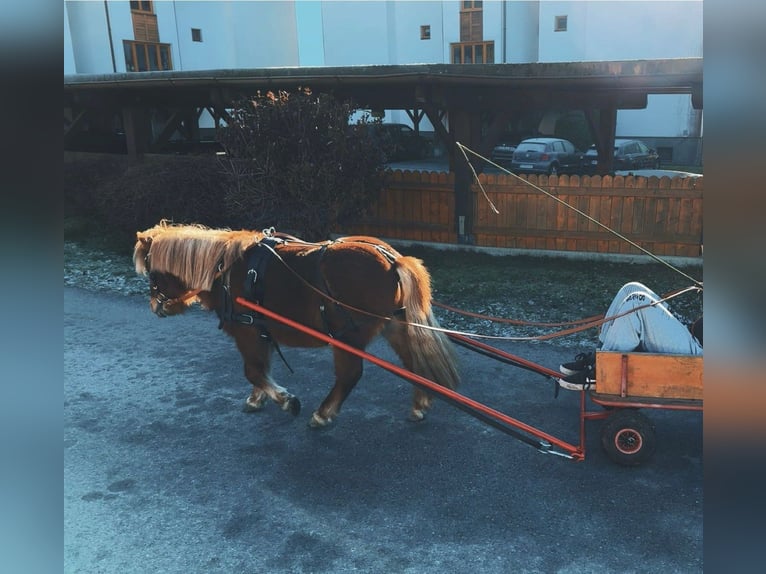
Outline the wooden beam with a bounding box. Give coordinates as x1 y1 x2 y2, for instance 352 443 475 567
152 110 184 149
64 108 87 138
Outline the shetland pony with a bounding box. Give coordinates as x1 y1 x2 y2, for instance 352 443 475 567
133 221 460 427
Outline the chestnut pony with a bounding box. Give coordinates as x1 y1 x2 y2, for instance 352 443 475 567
134 221 460 427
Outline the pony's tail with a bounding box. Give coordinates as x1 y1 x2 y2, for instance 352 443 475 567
395 256 461 391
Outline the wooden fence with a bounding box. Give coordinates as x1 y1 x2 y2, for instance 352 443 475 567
341 170 703 258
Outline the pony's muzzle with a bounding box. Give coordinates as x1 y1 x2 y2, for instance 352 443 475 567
151 297 168 318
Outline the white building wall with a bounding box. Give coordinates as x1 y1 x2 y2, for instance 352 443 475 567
386 1 445 64
156 1 299 71
296 1 326 66
227 1 299 68
441 1 460 61
65 0 118 73
498 0 539 63
104 2 135 73
319 1 444 125
535 1 703 138
64 2 76 74
321 1 391 65
64 1 299 74
537 1 702 62
129 1 237 72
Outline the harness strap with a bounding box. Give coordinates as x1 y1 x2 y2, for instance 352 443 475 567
314 242 361 339
217 268 263 328
243 236 283 302
256 238 358 339
216 238 295 374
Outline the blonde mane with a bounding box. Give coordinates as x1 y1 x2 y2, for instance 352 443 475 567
134 221 263 291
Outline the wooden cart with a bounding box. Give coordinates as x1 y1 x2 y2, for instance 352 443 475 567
583 351 703 465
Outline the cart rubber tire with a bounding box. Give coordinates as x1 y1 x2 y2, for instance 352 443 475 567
601 410 657 466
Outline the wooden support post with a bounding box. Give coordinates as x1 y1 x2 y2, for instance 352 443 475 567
584 106 617 174
122 106 150 159
451 110 481 244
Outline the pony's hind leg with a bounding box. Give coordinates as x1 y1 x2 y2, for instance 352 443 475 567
383 321 434 422
309 348 364 428
235 333 301 416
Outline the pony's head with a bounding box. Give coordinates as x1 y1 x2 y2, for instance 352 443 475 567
133 221 205 317
133 220 262 317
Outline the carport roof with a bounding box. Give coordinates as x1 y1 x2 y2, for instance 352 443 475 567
64 58 703 110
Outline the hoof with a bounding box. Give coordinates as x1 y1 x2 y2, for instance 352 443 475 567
308 412 333 429
244 395 267 412
408 409 426 422
281 396 301 416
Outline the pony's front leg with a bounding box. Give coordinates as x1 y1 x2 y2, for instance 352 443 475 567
309 348 363 428
235 332 301 416
243 369 301 416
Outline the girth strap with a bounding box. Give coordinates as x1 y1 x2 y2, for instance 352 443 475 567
315 243 360 339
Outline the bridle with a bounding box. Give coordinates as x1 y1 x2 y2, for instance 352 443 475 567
151 287 204 317
147 254 223 317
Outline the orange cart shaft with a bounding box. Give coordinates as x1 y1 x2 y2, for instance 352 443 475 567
236 297 584 461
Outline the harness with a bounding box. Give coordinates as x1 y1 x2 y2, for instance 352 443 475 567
216 236 294 372
217 236 282 328
215 233 380 370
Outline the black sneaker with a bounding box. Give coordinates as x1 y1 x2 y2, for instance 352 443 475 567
560 351 596 376
556 367 595 391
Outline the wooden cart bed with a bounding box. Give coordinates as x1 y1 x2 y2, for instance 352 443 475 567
594 351 703 402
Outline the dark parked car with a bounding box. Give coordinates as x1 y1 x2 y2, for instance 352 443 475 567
360 123 432 161
583 138 660 173
490 137 518 166
510 137 582 175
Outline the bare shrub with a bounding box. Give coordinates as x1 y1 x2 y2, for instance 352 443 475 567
217 88 389 240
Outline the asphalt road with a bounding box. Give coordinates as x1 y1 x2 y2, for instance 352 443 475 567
64 286 702 573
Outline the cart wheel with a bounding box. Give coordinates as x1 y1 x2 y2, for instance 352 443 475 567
600 410 657 466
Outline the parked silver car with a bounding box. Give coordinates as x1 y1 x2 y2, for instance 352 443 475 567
510 137 582 175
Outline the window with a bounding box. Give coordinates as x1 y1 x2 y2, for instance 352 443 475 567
420 25 430 40
463 45 473 64
124 40 172 72
191 28 203 42
454 0 490 63
450 41 494 64
555 15 567 32
130 1 153 13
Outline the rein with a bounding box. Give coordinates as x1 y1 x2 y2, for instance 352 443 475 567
252 236 693 342
149 230 701 344
155 286 205 308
